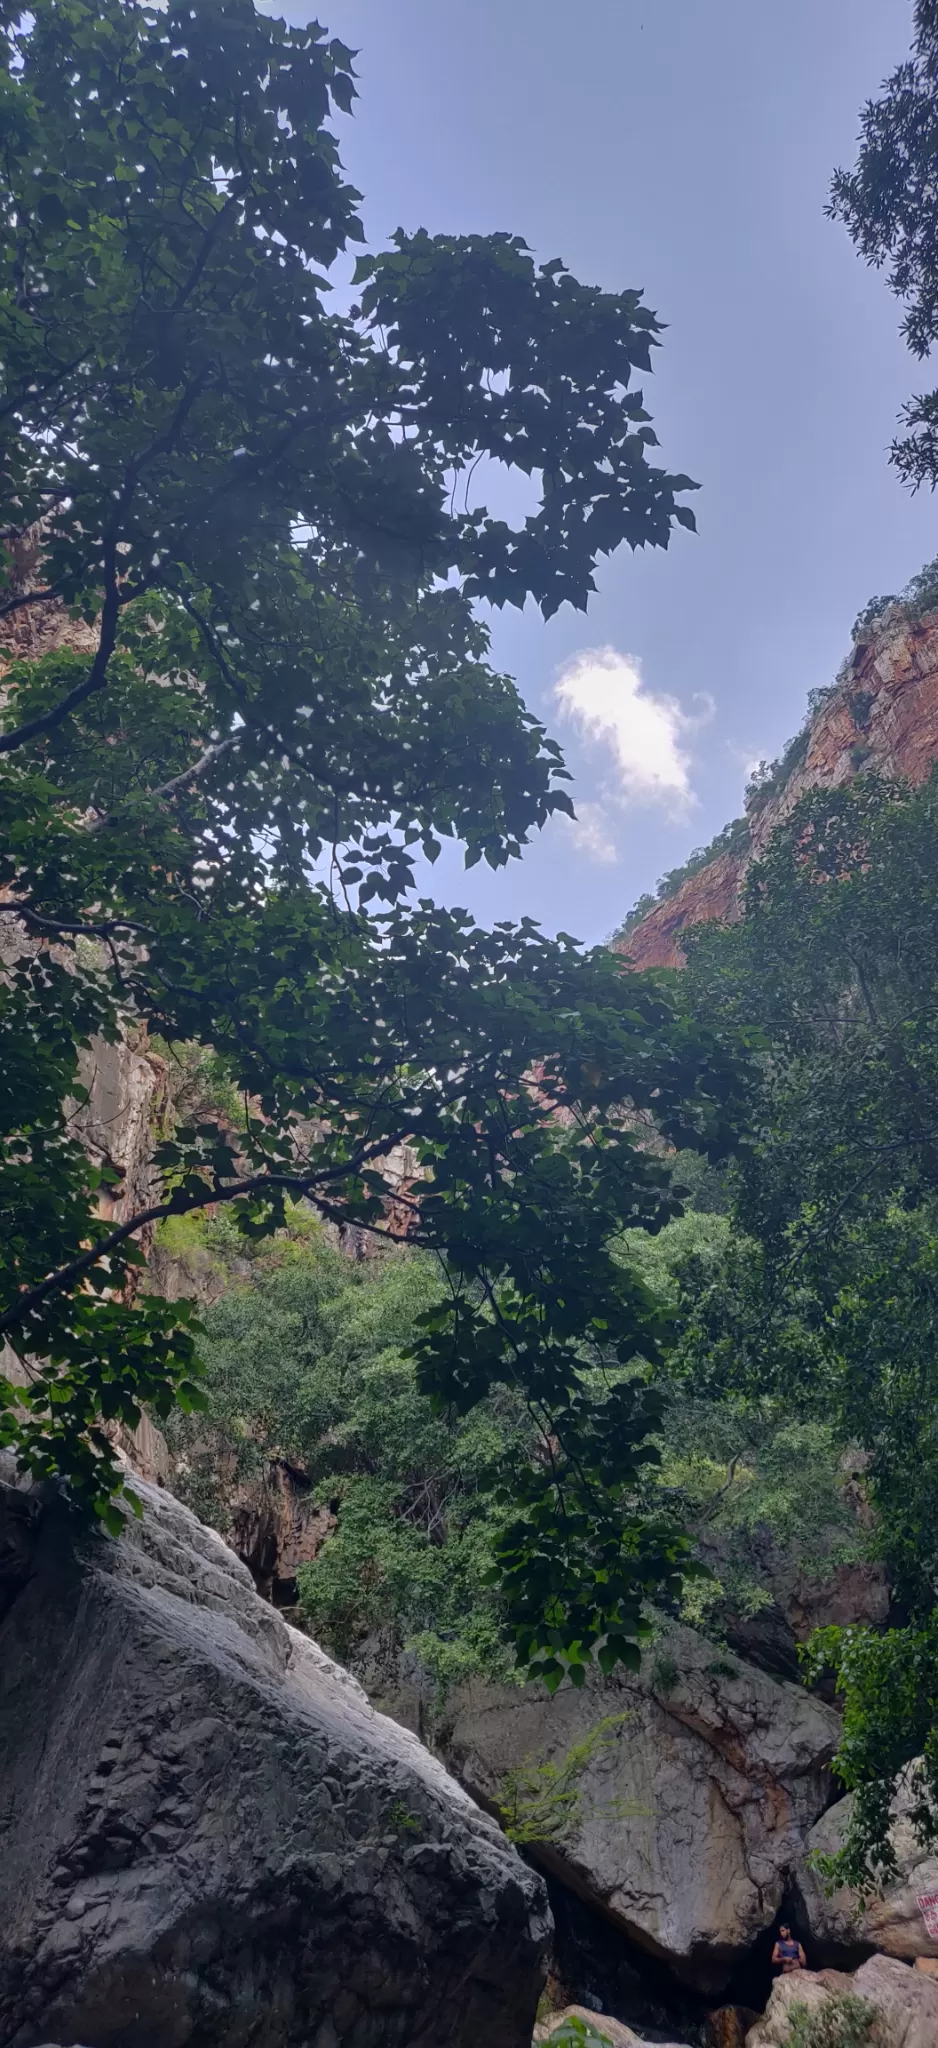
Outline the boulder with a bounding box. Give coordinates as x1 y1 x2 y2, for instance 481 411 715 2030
795 1769 938 1960
745 1954 938 2046
703 2011 761 2048
434 1623 841 1991
0 1464 549 2048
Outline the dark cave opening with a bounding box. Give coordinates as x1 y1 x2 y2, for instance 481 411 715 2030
544 1877 712 2044
541 1872 876 2046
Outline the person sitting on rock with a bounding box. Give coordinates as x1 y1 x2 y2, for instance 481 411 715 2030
771 1925 807 1974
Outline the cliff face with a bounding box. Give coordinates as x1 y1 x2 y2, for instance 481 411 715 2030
387 1620 841 1996
619 606 938 969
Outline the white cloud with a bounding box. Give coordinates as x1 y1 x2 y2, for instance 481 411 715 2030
554 646 699 815
562 800 618 865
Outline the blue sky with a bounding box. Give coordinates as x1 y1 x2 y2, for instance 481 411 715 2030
286 0 937 944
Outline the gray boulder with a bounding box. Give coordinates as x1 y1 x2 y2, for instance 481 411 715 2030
745 1954 938 2047
429 1623 841 1992
0 1465 548 2048
795 1770 938 1961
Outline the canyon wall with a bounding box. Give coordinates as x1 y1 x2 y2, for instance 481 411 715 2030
619 604 938 970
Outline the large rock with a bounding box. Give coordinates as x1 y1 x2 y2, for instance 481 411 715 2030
0 1465 548 2048
432 1623 841 1992
745 1954 938 2046
795 1770 938 1961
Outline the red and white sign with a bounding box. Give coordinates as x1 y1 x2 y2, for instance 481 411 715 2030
916 1892 938 1940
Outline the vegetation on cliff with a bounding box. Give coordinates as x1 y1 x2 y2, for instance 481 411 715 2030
672 771 938 1885
167 1197 867 1706
166 1224 526 1689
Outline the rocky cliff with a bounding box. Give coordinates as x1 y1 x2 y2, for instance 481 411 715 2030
619 603 938 970
368 1624 841 2001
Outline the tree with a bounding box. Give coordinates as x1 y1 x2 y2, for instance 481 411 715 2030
166 1220 528 1690
675 772 938 1880
829 0 938 487
0 0 743 1687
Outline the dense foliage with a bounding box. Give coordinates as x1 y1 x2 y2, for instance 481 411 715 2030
0 0 749 1685
167 1221 527 1689
673 772 938 1883
166 1197 866 1716
830 0 938 488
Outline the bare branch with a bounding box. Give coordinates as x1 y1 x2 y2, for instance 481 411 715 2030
1 903 153 939
0 543 121 754
88 732 242 831
0 1134 416 1337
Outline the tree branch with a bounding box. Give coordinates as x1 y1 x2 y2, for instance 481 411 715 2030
0 542 121 753
0 903 153 939
87 733 242 831
171 186 245 312
0 1135 416 1337
0 585 57 620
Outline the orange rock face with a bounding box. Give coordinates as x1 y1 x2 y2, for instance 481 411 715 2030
619 851 743 972
618 606 938 969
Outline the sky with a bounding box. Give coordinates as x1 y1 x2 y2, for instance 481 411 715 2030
284 0 938 945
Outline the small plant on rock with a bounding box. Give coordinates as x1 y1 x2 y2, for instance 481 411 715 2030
784 1991 883 2048
544 2019 614 2048
498 1714 641 1846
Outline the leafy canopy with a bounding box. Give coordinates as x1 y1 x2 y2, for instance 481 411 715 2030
675 772 938 1881
0 0 740 1684
167 1221 528 1692
830 0 938 488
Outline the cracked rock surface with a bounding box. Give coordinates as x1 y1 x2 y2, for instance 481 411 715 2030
0 1464 549 2048
795 1768 938 1962
745 1954 938 2047
430 1623 841 1992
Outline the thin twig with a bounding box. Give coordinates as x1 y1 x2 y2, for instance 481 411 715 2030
1 903 153 939
88 733 241 831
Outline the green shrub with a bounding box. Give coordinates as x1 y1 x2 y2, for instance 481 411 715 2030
784 1991 882 2048
498 1714 636 1845
543 2018 613 2048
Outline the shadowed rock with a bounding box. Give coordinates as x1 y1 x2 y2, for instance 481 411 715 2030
0 1462 548 2048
